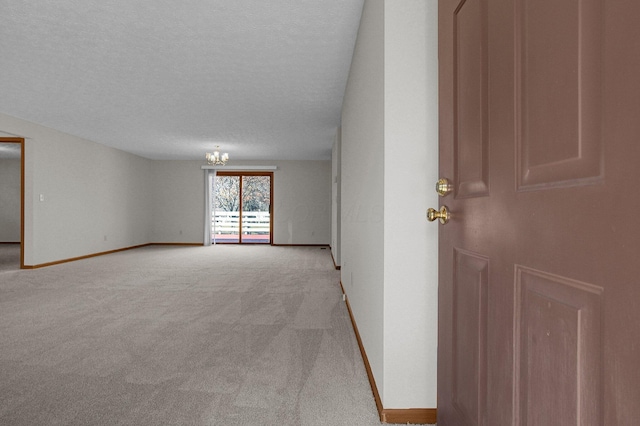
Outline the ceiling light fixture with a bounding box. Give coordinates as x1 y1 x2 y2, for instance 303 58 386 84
205 147 229 165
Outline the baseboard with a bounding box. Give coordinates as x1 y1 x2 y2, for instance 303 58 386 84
381 408 437 424
148 242 203 246
340 281 384 418
22 242 203 269
272 244 330 247
0 242 20 244
330 250 341 270
23 244 149 269
339 281 437 425
20 242 332 269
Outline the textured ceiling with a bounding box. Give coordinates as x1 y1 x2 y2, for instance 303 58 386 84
0 0 364 160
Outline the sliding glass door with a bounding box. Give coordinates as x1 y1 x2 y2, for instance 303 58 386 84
212 172 272 244
213 174 240 243
240 175 271 243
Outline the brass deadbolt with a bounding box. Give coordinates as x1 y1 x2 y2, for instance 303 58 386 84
436 178 453 197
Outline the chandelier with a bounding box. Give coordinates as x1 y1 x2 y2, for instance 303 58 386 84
205 147 229 165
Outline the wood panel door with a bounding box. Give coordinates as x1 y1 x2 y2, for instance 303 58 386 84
437 0 640 425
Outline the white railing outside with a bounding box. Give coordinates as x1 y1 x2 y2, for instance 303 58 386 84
212 210 270 235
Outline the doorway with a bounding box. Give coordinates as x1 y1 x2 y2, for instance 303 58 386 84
211 172 273 244
0 137 24 270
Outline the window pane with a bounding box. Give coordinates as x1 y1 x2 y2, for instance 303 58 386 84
241 176 271 244
213 175 240 243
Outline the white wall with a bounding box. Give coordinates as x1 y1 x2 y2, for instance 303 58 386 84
273 160 331 245
0 158 21 242
341 0 386 396
0 113 154 266
383 0 438 408
331 130 342 265
152 160 205 244
0 111 332 265
227 160 332 245
340 0 438 410
143 159 332 246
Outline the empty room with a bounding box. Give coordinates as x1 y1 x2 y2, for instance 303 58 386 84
1 0 438 424
4 0 638 425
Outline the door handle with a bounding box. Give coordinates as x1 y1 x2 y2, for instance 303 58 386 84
435 178 453 197
427 205 450 224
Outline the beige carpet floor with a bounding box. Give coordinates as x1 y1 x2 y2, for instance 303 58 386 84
0 243 20 273
0 245 426 425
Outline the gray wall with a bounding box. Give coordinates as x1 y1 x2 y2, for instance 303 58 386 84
0 158 21 242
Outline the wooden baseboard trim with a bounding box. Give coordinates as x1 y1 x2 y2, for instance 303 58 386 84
339 281 437 425
22 242 206 269
148 242 203 246
272 244 330 247
330 250 341 270
339 281 384 419
381 408 437 424
23 244 151 269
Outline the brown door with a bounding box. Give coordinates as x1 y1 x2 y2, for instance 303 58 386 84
437 0 640 425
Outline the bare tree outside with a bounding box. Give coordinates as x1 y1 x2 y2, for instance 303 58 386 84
242 176 270 212
213 176 239 212
213 175 270 212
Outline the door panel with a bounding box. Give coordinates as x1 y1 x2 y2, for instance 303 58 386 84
454 0 489 198
241 175 272 244
515 0 603 190
438 0 640 424
514 266 603 425
213 175 240 243
452 249 488 426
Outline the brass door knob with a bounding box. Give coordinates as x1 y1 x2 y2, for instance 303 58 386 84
427 205 450 224
436 178 453 197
